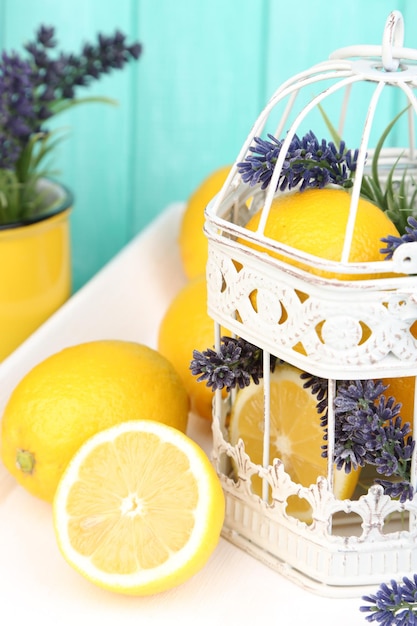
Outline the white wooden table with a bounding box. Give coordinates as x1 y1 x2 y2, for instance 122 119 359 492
0 204 367 625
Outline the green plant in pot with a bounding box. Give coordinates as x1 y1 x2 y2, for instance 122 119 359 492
0 25 142 361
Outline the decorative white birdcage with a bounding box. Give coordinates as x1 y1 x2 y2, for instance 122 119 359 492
204 11 417 597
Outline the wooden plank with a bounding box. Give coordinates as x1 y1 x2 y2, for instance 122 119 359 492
130 0 268 235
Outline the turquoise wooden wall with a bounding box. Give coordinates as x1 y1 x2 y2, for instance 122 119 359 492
0 0 415 291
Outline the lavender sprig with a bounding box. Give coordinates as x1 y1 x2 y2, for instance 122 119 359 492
302 374 414 502
0 25 141 170
361 575 417 624
24 26 142 106
380 216 417 260
237 131 358 193
190 336 278 392
0 24 142 223
300 372 329 427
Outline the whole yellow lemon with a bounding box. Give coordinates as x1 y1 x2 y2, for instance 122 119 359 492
241 188 401 280
179 165 231 279
0 340 189 502
158 276 226 421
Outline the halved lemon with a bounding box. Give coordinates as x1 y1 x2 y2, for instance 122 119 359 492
53 420 225 595
228 364 360 518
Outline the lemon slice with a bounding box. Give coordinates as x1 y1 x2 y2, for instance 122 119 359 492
53 420 225 595
228 364 360 517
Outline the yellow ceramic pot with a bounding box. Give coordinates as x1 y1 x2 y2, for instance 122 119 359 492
0 179 73 361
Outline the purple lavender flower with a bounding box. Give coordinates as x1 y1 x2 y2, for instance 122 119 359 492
0 24 141 223
0 25 142 172
380 216 417 260
302 374 414 501
361 576 417 624
300 371 328 428
332 380 414 502
237 131 358 193
0 52 38 158
190 336 278 392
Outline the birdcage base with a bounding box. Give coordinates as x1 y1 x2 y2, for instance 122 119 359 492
212 412 417 597
220 484 417 598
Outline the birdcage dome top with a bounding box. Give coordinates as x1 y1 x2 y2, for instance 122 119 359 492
205 10 417 281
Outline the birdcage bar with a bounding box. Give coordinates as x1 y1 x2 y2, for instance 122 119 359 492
258 75 364 238
344 81 385 262
262 349 271 502
325 378 336 506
